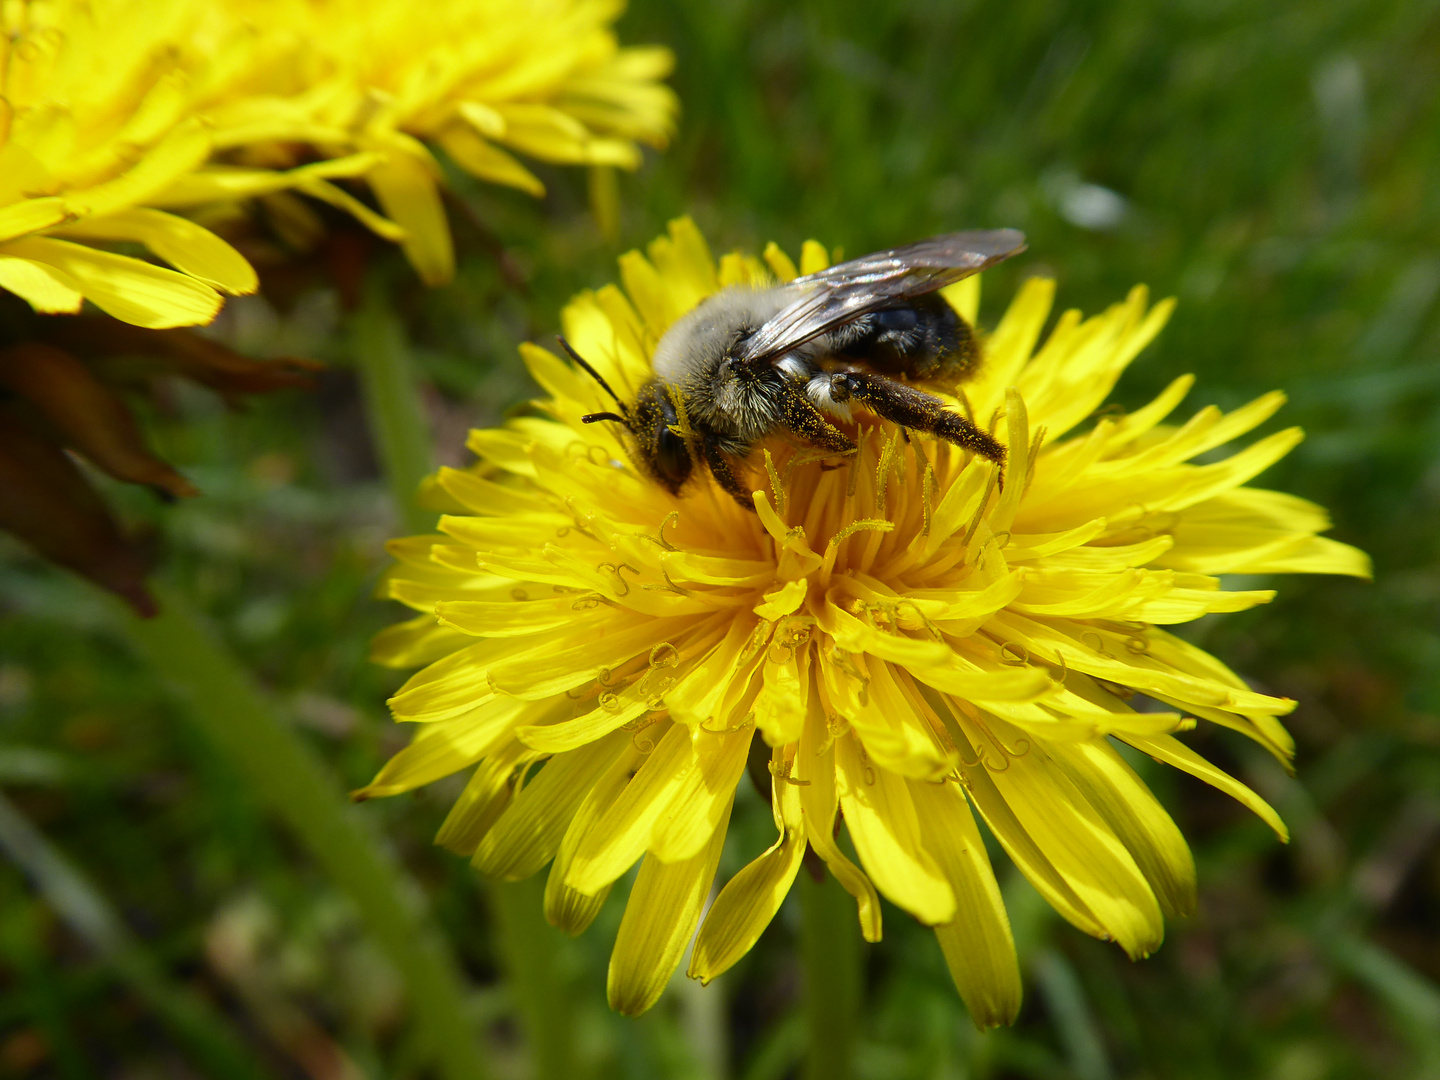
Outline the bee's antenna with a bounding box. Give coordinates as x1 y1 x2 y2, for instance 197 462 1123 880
556 336 630 421
581 411 629 426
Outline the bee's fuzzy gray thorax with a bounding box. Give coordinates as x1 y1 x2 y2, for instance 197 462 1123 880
650 285 792 383
652 284 823 441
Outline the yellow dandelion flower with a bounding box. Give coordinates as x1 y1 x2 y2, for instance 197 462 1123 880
0 0 670 322
237 0 678 284
0 0 306 327
364 219 1371 1025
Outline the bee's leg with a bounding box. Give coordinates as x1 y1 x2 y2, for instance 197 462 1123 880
828 373 1006 465
701 433 754 508
776 382 858 455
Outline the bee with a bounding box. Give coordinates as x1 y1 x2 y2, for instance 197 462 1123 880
560 229 1026 507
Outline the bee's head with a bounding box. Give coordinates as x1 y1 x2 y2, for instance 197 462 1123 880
629 379 693 493
561 337 692 494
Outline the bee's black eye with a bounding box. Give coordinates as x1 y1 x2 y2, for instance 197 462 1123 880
652 421 692 491
632 379 693 493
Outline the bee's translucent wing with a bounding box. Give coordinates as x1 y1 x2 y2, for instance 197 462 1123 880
737 229 1026 366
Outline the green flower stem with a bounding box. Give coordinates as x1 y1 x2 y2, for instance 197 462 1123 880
1030 948 1113 1080
800 870 862 1080
352 275 438 535
0 790 261 1080
675 948 729 1079
488 876 576 1080
122 589 489 1080
348 281 572 1078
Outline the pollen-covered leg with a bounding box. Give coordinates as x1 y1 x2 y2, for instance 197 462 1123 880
776 381 858 456
828 372 1006 466
702 433 753 508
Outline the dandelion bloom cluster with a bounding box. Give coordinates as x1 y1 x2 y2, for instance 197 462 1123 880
0 0 672 604
0 0 294 327
366 219 1370 1023
0 0 675 325
245 0 678 284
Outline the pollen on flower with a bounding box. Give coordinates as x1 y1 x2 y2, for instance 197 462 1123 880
365 217 1371 1025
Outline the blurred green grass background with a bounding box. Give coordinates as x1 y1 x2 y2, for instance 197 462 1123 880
2 0 1438 1077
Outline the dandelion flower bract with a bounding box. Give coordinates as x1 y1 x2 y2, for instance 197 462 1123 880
366 219 1371 1025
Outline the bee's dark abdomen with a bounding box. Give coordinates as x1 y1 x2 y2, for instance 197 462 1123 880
837 293 979 383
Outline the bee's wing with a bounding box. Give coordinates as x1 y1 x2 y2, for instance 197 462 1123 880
737 229 1025 366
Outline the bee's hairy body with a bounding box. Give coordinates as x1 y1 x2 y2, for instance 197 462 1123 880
650 286 794 450
569 229 1025 507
